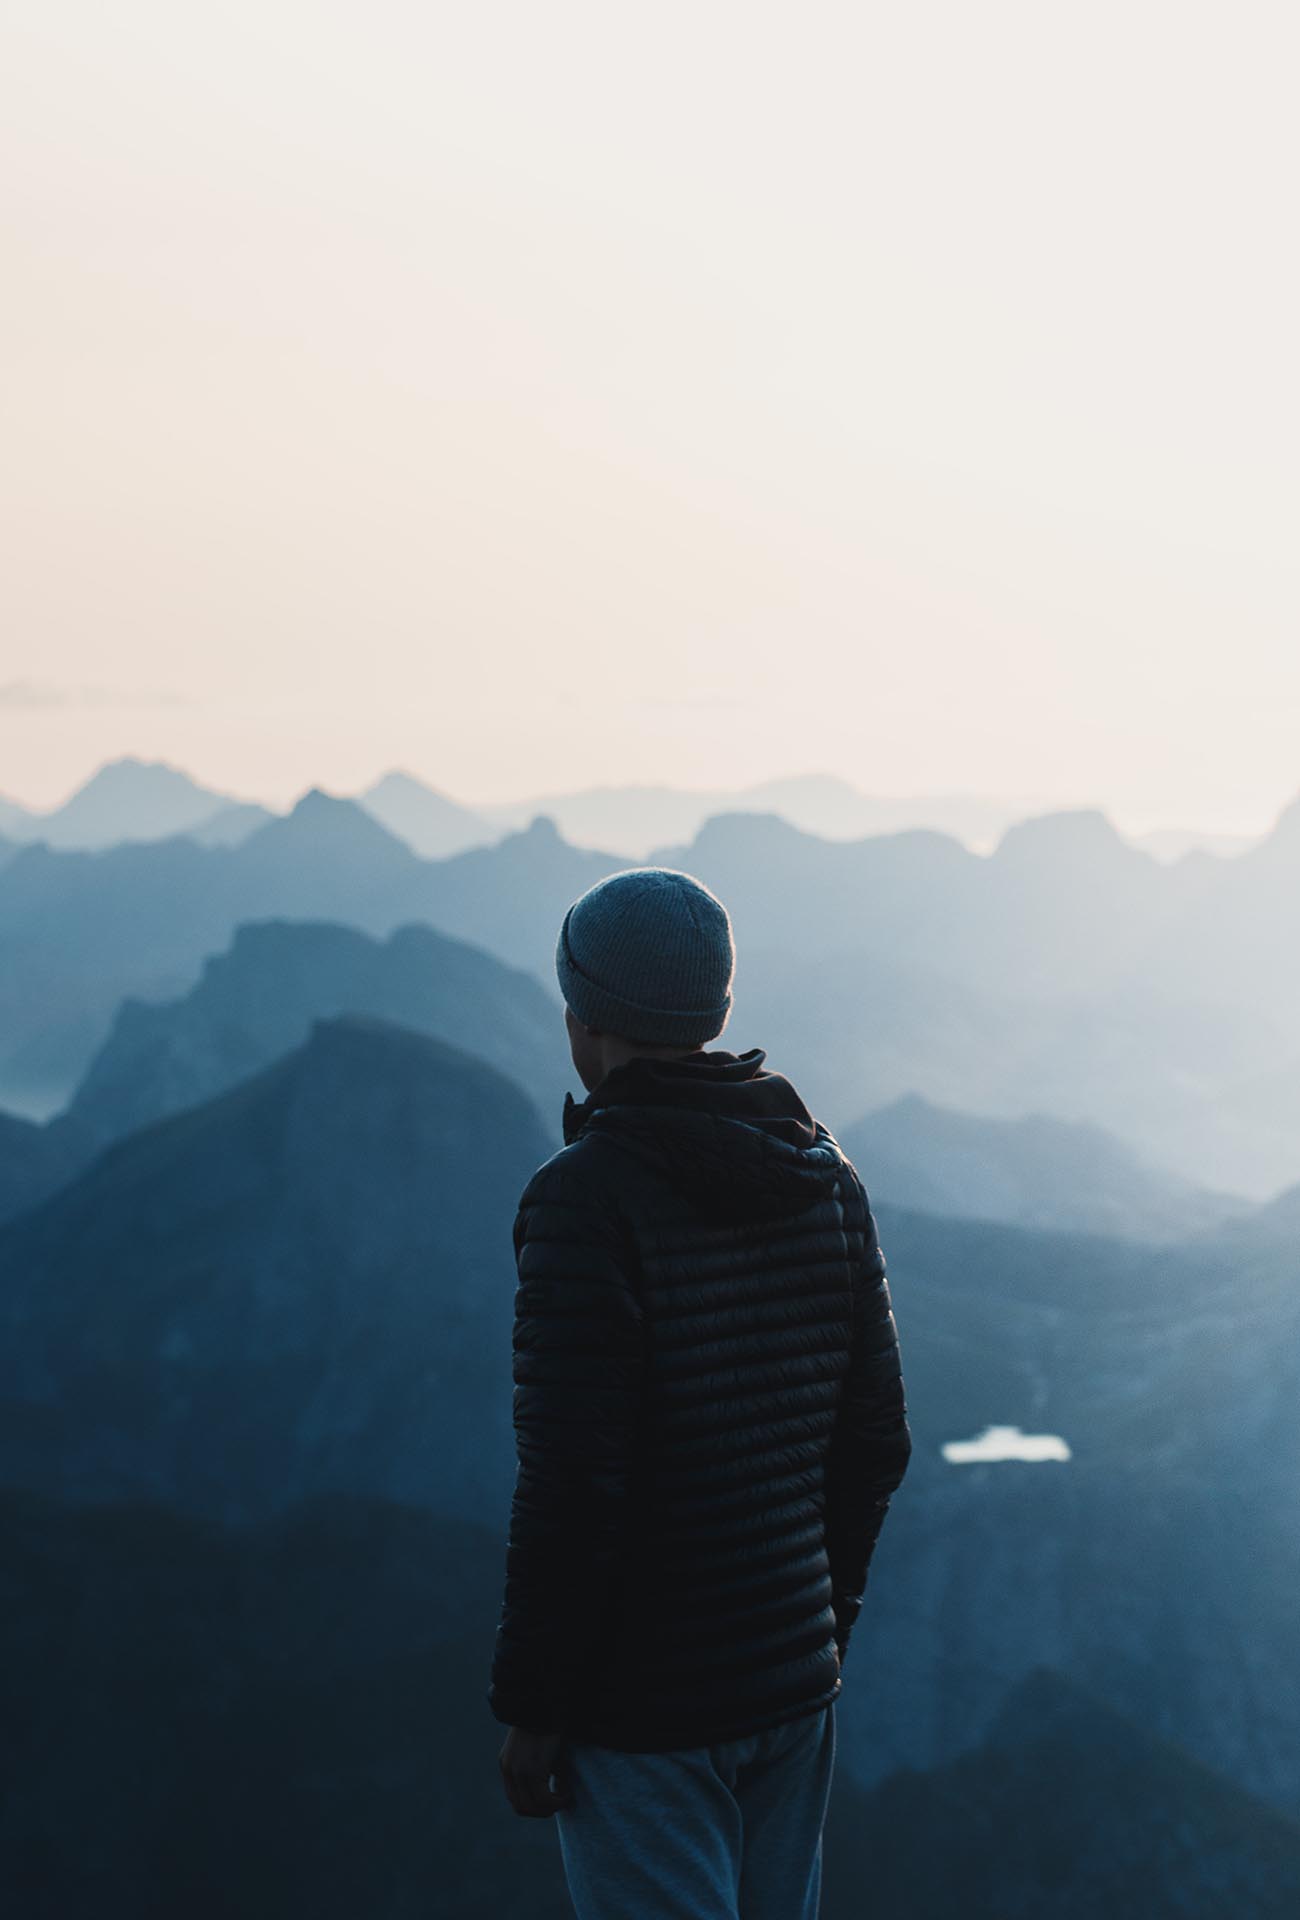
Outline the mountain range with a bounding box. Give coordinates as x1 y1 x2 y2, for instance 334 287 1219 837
468 771 1075 856
838 1092 1249 1240
2 755 1275 861
0 793 603 1113
0 759 274 851
1 918 1259 1248
3 786 1300 1196
0 917 569 1226
66 918 567 1160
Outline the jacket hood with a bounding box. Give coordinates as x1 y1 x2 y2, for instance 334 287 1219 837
561 1046 843 1220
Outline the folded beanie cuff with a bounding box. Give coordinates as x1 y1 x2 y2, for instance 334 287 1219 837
557 905 732 1046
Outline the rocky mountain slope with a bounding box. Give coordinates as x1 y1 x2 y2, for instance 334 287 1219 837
0 1017 552 1523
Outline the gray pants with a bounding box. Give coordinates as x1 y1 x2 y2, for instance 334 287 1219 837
554 1703 835 1920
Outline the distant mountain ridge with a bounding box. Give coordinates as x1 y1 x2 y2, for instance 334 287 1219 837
0 791 419 1107
7 755 1280 863
0 757 272 851
0 916 569 1226
3 782 1300 1192
469 772 1072 855
357 770 501 857
839 1092 1249 1240
66 918 567 1154
0 763 1066 858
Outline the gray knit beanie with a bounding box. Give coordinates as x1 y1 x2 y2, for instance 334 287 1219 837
555 867 735 1046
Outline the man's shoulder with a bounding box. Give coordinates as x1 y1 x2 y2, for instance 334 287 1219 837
512 1135 637 1272
516 1131 624 1215
812 1127 874 1221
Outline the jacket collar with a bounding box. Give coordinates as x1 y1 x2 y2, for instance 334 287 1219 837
561 1046 819 1151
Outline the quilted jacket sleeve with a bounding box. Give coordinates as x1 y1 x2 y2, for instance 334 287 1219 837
824 1170 912 1664
487 1153 645 1734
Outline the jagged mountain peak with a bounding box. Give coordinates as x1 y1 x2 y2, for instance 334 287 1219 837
247 788 413 859
8 756 241 851
57 915 565 1170
64 755 199 796
519 812 565 841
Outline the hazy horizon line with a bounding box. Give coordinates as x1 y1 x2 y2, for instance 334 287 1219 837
0 749 1290 846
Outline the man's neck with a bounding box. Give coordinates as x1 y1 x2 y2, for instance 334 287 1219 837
589 1038 703 1088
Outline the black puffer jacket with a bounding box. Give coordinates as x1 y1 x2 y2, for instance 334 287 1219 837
487 1045 912 1751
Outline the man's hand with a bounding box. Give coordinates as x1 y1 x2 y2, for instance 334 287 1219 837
498 1726 575 1818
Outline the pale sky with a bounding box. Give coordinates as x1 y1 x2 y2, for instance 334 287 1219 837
3 1 1297 834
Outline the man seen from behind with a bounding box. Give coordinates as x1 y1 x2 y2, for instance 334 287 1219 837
488 866 912 1920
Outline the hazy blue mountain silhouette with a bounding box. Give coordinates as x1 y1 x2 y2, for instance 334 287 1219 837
358 770 501 857
653 808 1300 1194
1116 793 1300 1044
9 1489 1292 1919
0 919 566 1227
734 942 1292 1197
4 791 1299 1193
0 834 238 1109
0 757 248 851
60 919 567 1163
0 794 614 1112
477 772 1066 856
650 805 1221 1000
732 943 1043 1123
8 753 1261 867
839 1092 1248 1240
0 794 416 1106
399 812 618 981
232 787 420 908
0 1016 550 1522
